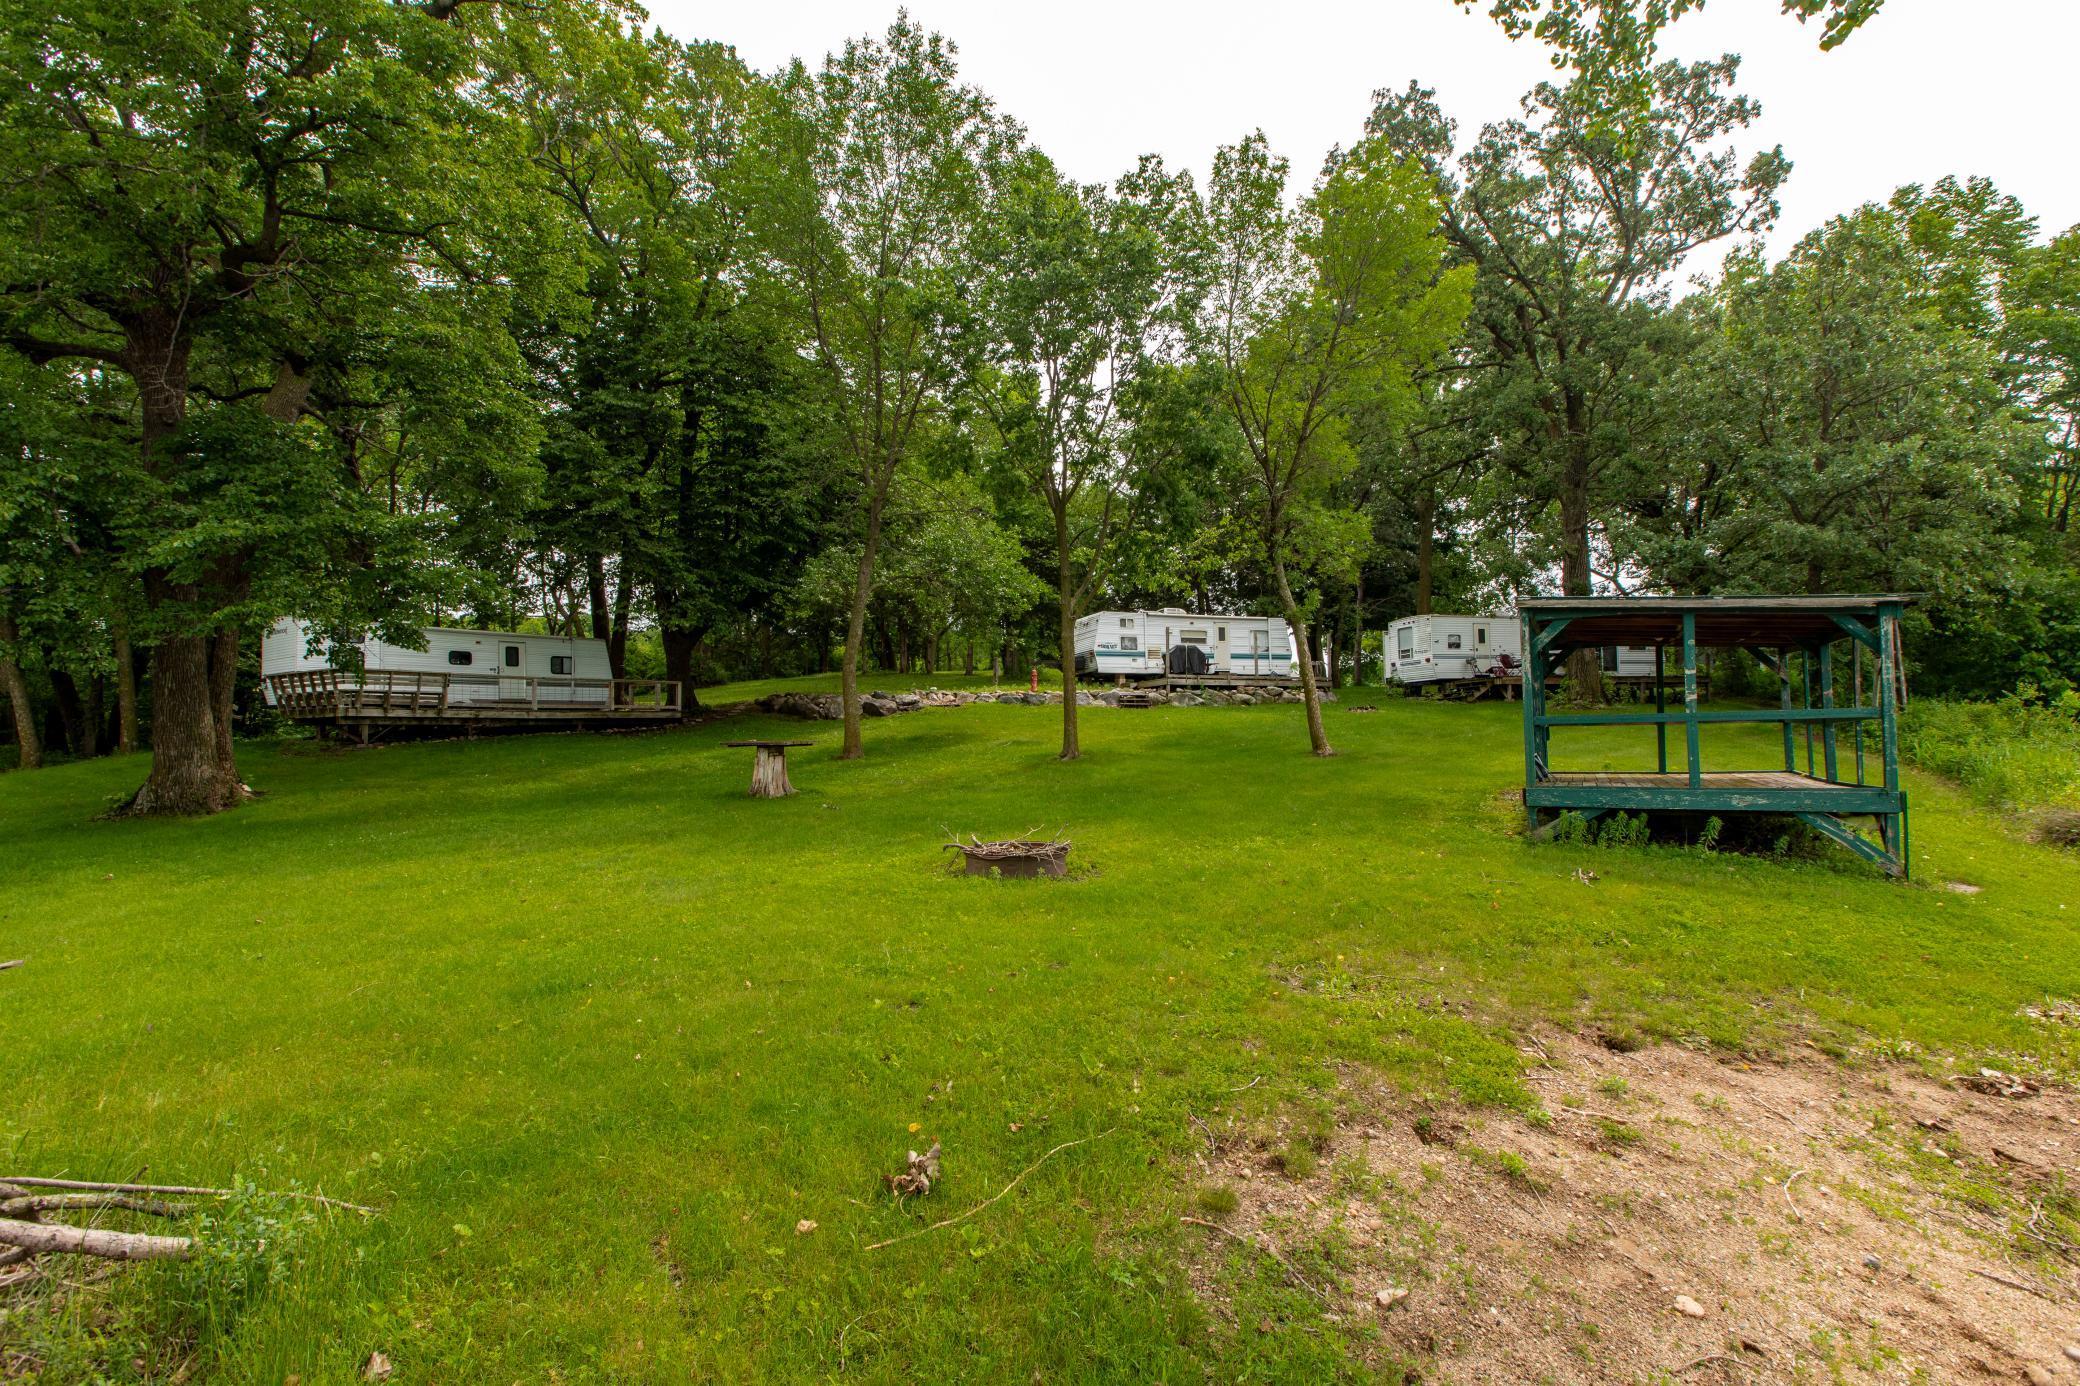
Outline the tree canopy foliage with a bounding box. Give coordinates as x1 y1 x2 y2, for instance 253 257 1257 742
1 0 2072 800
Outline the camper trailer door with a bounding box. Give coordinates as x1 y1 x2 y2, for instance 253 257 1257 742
498 638 527 701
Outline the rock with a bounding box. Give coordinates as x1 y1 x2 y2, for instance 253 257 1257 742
1020 692 1048 706
362 1352 393 1383
1673 1294 1706 1319
1956 1068 2040 1098
1375 1287 1408 1310
892 694 923 711
756 692 841 720
2025 1366 2056 1386
2064 1346 2080 1366
795 1218 817 1235
860 697 898 717
1862 1254 1881 1273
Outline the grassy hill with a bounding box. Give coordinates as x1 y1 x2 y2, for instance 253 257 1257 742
3 690 2076 1380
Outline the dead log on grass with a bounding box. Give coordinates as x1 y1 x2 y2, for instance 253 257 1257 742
0 1217 194 1262
0 1175 378 1278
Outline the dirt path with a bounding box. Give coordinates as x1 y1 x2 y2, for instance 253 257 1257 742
1190 1030 2080 1383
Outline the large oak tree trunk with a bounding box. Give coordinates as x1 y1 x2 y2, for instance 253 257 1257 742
134 634 240 814
660 624 703 713
126 322 248 814
209 626 240 781
609 569 631 680
586 554 610 642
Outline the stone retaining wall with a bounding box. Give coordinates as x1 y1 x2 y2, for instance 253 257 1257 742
754 686 1337 721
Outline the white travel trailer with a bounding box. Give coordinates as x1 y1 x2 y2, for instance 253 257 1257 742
260 618 615 708
1072 609 1308 680
1385 613 1520 686
1386 612 1661 688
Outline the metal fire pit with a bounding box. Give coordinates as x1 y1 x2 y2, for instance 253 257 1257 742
945 836 1071 878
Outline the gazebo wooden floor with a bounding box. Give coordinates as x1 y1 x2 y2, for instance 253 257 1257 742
1544 770 1826 790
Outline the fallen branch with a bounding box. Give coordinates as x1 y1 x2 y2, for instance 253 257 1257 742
1967 1265 2058 1301
0 1176 376 1215
0 959 23 972
1782 1168 1807 1224
0 1218 193 1262
865 1129 1114 1252
1227 1075 1263 1093
1180 1215 1326 1300
0 1193 190 1219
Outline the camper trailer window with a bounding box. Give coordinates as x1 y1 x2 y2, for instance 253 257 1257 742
551 655 572 675
447 650 473 666
1180 630 1207 644
1476 626 1487 644
1119 617 1134 629
1397 628 1414 655
1446 634 1462 649
1217 626 1227 641
503 645 521 668
1118 636 1139 651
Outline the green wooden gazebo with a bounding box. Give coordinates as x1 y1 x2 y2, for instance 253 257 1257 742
1519 595 1915 876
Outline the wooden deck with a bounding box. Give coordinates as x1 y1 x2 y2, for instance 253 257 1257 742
267 669 682 736
1529 768 1898 811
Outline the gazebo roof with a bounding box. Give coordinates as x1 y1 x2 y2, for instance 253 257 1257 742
1516 594 1916 650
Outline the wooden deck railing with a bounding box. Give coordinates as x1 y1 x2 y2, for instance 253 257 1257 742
267 669 682 719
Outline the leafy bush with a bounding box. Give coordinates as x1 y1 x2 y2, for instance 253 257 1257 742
1898 691 2080 811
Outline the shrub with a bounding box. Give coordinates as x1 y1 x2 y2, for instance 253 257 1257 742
1898 691 2080 811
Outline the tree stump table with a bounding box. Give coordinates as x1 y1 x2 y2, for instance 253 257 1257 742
724 740 814 798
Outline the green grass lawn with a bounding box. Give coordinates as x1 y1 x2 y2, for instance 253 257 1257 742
3 691 2077 1381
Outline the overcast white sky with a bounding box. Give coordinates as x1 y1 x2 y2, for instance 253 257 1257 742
649 0 2079 282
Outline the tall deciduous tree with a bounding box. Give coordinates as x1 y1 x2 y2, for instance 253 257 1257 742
1623 208 2025 598
1370 59 1786 694
754 18 1006 759
972 151 1205 758
0 0 520 811
1209 132 1470 755
2006 226 2080 540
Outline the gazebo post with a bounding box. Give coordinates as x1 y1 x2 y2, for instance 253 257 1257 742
1653 643 1667 774
1877 604 1903 872
1521 609 1541 834
1681 612 1699 788
1819 640 1838 783
1802 650 1816 777
1778 646 1795 772
1852 642 1866 785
